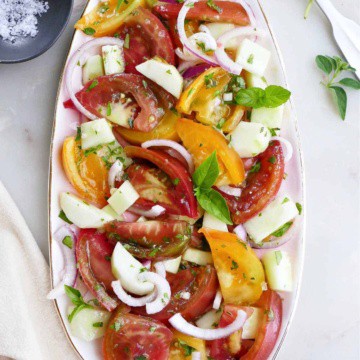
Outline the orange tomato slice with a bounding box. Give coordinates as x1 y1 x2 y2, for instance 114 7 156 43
115 109 180 145
176 118 245 186
199 229 265 305
62 136 110 207
75 0 146 37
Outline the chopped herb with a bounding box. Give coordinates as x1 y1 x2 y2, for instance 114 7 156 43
196 41 209 53
216 118 226 129
268 156 276 164
75 127 81 141
204 72 218 88
116 0 124 11
187 88 195 97
248 162 261 174
264 308 275 321
142 79 148 88
149 248 160 257
178 340 196 356
128 118 134 129
110 320 123 331
134 356 147 360
166 69 172 74
149 326 157 333
213 89 221 99
62 235 73 249
269 127 280 136
206 0 222 13
124 33 130 49
247 54 254 64
105 255 111 261
86 79 99 92
282 197 289 204
83 27 96 36
64 285 93 323
114 32 119 38
275 251 282 265
172 178 180 186
271 221 292 237
186 2 194 7
98 4 109 13
58 210 73 224
170 107 179 116
231 260 239 270
296 202 302 215
93 322 103 327
106 102 112 116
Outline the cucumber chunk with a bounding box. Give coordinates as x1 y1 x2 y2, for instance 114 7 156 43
102 45 125 75
82 55 104 85
195 309 222 329
262 250 293 292
182 248 213 266
81 118 116 150
107 180 140 215
242 307 263 339
251 105 284 129
163 256 182 274
230 121 270 158
68 306 111 341
202 212 228 232
244 71 267 89
243 195 298 243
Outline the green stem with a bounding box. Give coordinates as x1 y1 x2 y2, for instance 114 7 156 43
304 0 314 19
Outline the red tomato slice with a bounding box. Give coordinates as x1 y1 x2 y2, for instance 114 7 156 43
103 310 173 360
133 265 218 322
118 7 175 74
104 220 191 259
76 229 118 311
153 1 250 25
222 141 285 224
240 290 282 360
125 163 186 216
124 146 199 218
75 74 175 132
209 305 253 360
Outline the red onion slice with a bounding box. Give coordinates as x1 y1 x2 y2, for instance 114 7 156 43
182 63 213 79
271 136 293 163
65 37 124 120
215 26 258 75
47 225 77 299
122 211 140 222
142 139 195 173
169 310 247 340
233 224 247 242
108 160 124 189
212 289 222 310
178 60 200 74
138 272 171 314
129 205 166 218
111 280 156 307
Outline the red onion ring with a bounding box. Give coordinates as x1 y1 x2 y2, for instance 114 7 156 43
182 63 213 79
108 160 124 189
47 225 77 299
271 136 293 163
65 37 124 120
169 310 247 340
233 224 247 242
142 139 195 173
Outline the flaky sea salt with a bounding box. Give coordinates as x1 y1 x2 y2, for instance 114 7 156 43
0 0 49 43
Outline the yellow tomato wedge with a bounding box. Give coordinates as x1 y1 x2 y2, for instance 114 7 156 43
170 330 207 360
177 67 244 132
199 229 265 305
115 110 180 145
75 0 146 37
176 118 245 186
62 136 110 207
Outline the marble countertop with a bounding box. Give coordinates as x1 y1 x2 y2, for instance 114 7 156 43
0 0 359 358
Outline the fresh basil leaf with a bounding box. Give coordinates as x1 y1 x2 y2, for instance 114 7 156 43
271 222 292 237
315 55 333 74
192 151 219 189
197 188 232 225
235 87 264 108
325 56 337 70
263 86 291 108
58 210 73 224
64 285 82 305
330 86 347 120
338 78 360 89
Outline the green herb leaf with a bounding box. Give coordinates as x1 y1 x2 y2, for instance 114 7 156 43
58 210 73 224
64 285 82 304
116 0 124 11
178 340 196 356
235 87 264 108
86 79 99 92
124 33 130 49
93 322 103 327
83 27 96 36
338 78 360 89
248 162 261 174
231 260 239 270
206 0 222 13
75 127 81 141
62 235 73 249
296 202 302 215
196 188 232 225
268 156 276 164
192 151 219 189
315 55 333 74
134 356 147 360
263 86 291 108
106 102 112 116
330 86 347 120
271 221 292 237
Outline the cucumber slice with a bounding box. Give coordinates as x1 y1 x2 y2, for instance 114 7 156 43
105 100 137 127
68 306 111 341
82 55 104 85
182 248 213 266
107 180 140 215
235 38 271 76
262 250 293 292
81 118 116 150
251 105 284 129
204 23 237 49
102 45 125 75
244 71 267 89
202 212 228 232
111 242 154 295
230 121 270 158
195 309 222 329
102 204 124 221
242 307 263 339
136 58 183 98
243 195 298 243
60 192 115 228
163 256 182 274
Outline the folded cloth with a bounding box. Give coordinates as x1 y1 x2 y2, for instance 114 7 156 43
0 182 79 360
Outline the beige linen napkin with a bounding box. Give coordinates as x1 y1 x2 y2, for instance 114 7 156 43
0 182 79 360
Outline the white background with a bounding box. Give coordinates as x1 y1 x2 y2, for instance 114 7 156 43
0 0 359 359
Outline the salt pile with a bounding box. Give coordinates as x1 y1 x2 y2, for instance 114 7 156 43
0 0 49 43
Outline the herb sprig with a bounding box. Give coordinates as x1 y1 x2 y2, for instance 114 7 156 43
65 285 93 323
192 151 232 224
315 55 359 120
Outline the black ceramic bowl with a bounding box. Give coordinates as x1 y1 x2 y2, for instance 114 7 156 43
0 0 73 63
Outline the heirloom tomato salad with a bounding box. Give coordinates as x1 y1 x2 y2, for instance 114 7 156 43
48 0 302 358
